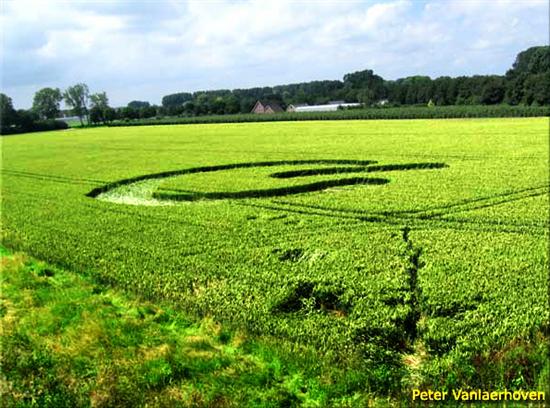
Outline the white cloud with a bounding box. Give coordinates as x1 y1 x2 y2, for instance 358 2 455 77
1 0 547 108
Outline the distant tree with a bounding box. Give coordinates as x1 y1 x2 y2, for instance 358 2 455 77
139 105 157 119
454 76 479 105
15 109 39 132
263 93 285 107
0 93 18 132
444 78 459 105
522 73 550 105
182 101 195 115
507 46 550 76
63 84 90 125
391 76 432 105
104 106 117 122
239 98 256 114
480 77 505 105
224 95 240 114
505 46 550 105
32 87 63 119
128 100 150 109
89 106 102 124
89 92 110 124
161 92 193 108
193 93 210 115
211 97 226 115
386 79 406 105
119 106 139 120
357 88 377 105
504 74 527 105
294 88 308 104
90 92 109 110
432 77 453 105
343 69 386 103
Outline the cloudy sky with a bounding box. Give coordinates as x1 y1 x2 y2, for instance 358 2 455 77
1 0 548 108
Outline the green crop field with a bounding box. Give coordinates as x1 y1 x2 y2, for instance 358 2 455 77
1 117 549 405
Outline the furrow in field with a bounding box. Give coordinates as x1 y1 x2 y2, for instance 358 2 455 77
1 169 105 186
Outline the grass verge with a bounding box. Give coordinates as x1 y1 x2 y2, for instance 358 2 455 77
0 246 382 407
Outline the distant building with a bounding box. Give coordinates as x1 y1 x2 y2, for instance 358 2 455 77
251 100 284 114
286 103 307 112
56 115 81 124
287 102 362 113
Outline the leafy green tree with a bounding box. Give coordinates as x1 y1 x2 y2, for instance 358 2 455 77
507 46 550 76
89 92 111 124
193 93 210 115
161 92 193 108
128 100 150 109
224 95 240 114
523 73 550 105
119 107 139 120
182 101 195 115
90 92 109 110
431 77 453 105
89 106 103 124
505 46 550 105
139 105 157 119
211 97 226 115
15 109 39 132
63 84 90 125
32 88 63 119
343 69 386 103
357 88 377 105
480 77 505 105
504 74 527 105
0 93 18 132
104 107 117 122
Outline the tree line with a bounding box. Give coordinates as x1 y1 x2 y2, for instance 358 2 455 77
1 93 69 135
159 46 549 115
1 84 114 134
1 83 160 133
1 45 548 134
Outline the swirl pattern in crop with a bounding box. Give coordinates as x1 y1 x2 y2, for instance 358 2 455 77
88 159 448 205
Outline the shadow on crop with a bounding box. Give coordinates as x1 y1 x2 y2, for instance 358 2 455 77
270 162 448 179
153 177 389 201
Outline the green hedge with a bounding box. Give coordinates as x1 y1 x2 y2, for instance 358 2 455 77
1 119 69 135
108 105 550 127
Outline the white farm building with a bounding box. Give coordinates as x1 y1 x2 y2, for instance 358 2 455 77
287 102 362 112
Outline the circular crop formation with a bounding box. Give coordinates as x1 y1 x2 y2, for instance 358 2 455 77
87 160 448 205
